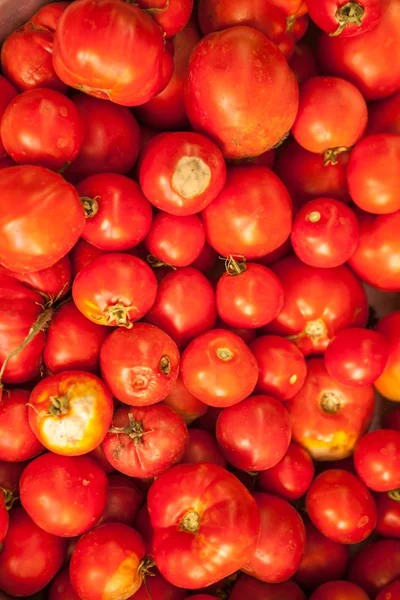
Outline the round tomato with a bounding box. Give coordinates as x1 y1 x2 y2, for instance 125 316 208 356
310 581 369 600
375 491 400 538
99 474 143 526
145 212 205 267
307 0 390 37
0 388 44 462
28 371 113 456
354 429 400 492
181 329 258 407
100 323 180 406
148 463 260 589
289 43 320 86
0 75 18 158
49 568 80 600
162 374 208 425
185 26 298 158
230 574 306 600
348 539 400 596
375 310 400 400
181 428 226 467
136 0 193 37
377 581 400 600
0 166 85 273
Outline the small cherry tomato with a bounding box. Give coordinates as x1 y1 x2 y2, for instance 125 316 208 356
162 374 208 425
146 212 205 267
310 581 369 600
0 388 44 462
354 429 400 492
375 310 400 400
181 428 226 467
230 574 306 600
99 474 143 526
306 0 390 37
348 539 400 597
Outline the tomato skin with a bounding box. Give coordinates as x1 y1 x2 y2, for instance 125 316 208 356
28 371 114 456
0 389 44 462
306 469 377 544
100 323 180 406
129 571 187 600
354 429 400 492
99 474 143 526
368 88 400 135
162 375 208 425
0 492 8 543
375 311 400 400
0 507 66 597
376 580 400 600
185 26 299 159
216 395 291 471
0 166 85 273
181 428 227 467
148 463 260 589
289 43 320 86
230 574 306 600
0 75 18 158
202 166 292 259
310 581 369 600
136 0 193 37
70 522 146 600
375 492 400 538
89 443 115 474
348 539 400 596
146 212 205 267
0 255 71 301
181 329 258 407
0 460 25 494
69 238 106 278
49 568 80 600
307 0 390 37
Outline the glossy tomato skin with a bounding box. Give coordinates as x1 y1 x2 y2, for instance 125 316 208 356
99 474 143 526
348 539 400 596
100 323 180 406
289 43 320 86
0 75 18 158
375 311 400 400
49 568 80 600
306 469 377 544
0 166 85 273
129 571 187 600
202 166 293 259
148 463 260 589
181 428 227 467
307 0 390 37
69 238 106 278
162 374 208 425
368 88 400 135
185 26 299 159
181 329 258 407
136 0 193 37
375 492 400 538
310 581 369 600
230 574 306 600
70 522 146 600
145 212 205 267
28 371 113 456
0 389 44 462
0 507 66 597
354 429 400 492
78 174 152 251
146 267 217 348
216 395 291 471
376 580 400 600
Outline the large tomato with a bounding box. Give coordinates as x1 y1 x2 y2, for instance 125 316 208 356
0 389 44 462
185 26 298 158
136 0 194 38
230 574 306 600
0 75 18 158
307 0 390 37
148 463 260 589
374 311 400 400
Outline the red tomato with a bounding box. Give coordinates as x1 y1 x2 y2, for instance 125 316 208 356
306 469 376 544
181 428 226 467
146 212 205 267
0 75 18 158
318 0 400 100
375 492 400 538
72 253 157 327
146 267 216 348
28 371 113 456
0 491 8 543
100 323 180 406
0 507 66 597
103 404 188 478
230 574 306 600
0 389 43 462
99 474 143 526
70 522 147 600
136 0 193 37
216 395 291 471
130 571 187 600
20 453 108 536
49 568 80 600
69 238 106 278
89 443 115 475
185 26 298 159
375 311 400 400
202 166 292 259
148 463 260 589
354 429 400 492
53 0 171 106
0 460 25 494
307 0 390 37
181 329 258 407
289 43 320 86
0 255 71 301
287 358 374 460
310 581 369 600
291 198 358 268
325 327 389 386
376 580 400 600
348 539 400 596
257 442 314 501
0 166 84 273
294 521 349 590
44 302 109 374
162 374 208 425
367 88 400 135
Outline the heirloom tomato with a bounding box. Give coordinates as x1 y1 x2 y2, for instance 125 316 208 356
0 388 43 462
375 310 400 400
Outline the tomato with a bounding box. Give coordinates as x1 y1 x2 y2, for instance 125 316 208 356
181 428 226 467
70 522 147 600
100 323 180 406
0 460 25 494
230 574 306 600
0 166 85 273
136 0 193 37
69 238 106 278
28 371 113 456
202 166 292 259
289 43 320 86
146 267 216 348
367 88 400 135
375 491 400 538
269 0 307 16
325 327 389 387
216 395 291 471
0 507 66 597
265 256 368 355
0 389 43 462
257 442 314 501
99 474 143 526
103 404 188 478
0 255 71 301
43 302 109 374
162 375 208 425
0 490 8 543
310 581 369 600
181 329 258 407
318 0 400 101
0 75 18 158
354 429 400 492
216 259 284 329
53 0 171 106
306 469 376 544
294 521 349 590
72 253 157 327
146 213 205 267
130 571 187 600
307 0 390 37
49 568 80 600
348 539 400 596
377 581 400 600
185 26 298 159
89 443 115 474
148 463 260 589
375 311 400 400
134 19 201 130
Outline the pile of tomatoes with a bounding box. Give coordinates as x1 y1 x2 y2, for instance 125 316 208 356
1 0 400 598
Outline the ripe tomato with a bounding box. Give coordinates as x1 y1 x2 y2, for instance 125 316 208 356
136 0 193 37
257 442 314 501
72 253 157 327
185 26 298 158
375 310 400 400
146 267 216 347
269 0 307 15
70 522 147 600
181 428 227 467
53 0 171 106
289 43 320 86
375 491 400 538
376 581 400 600
130 571 187 600
89 443 115 475
354 429 400 492
325 327 389 386
99 474 143 526
148 463 260 589
367 88 400 135
145 212 205 267
69 238 106 278
230 574 306 600
0 75 17 158
294 521 349 590
0 389 43 462
162 374 208 425
310 581 369 600
20 453 108 536
181 329 258 407
49 568 80 600
103 404 188 478
348 539 400 596
28 371 113 456
265 256 368 355
307 0 390 37
0 507 66 597
0 490 8 543
306 469 376 544
0 255 71 301
216 395 291 471
0 166 85 273
202 166 293 259
100 323 180 406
